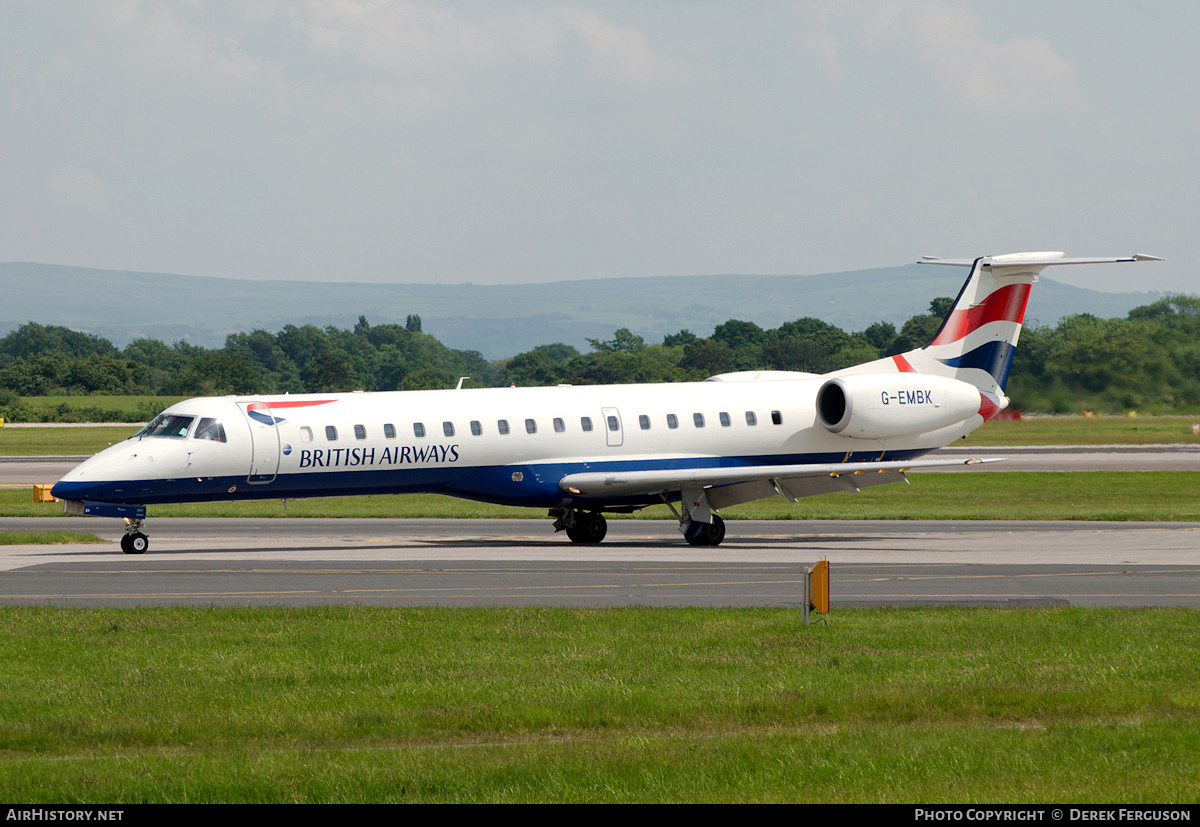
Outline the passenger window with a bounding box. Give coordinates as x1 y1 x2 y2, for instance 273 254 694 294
354 424 366 440
553 418 565 433
194 418 226 443
325 426 338 441
667 414 678 429
300 426 313 443
771 410 783 425
719 412 731 427
413 423 426 438
639 415 650 430
581 417 593 432
470 421 482 436
443 421 455 437
498 420 510 435
525 418 537 434
745 411 757 426
384 423 396 439
693 413 705 428
607 416 619 432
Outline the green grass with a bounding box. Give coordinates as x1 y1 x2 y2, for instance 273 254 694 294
969 414 1200 446
18 394 185 413
8 395 184 425
0 425 140 456
11 472 1200 521
0 530 106 544
0 605 1197 802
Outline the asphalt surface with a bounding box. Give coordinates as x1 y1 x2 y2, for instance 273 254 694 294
1 517 1197 608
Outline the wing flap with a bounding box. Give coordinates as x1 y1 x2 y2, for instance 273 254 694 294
558 457 1000 499
706 468 911 509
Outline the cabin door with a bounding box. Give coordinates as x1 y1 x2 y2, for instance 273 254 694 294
601 406 623 448
237 401 282 484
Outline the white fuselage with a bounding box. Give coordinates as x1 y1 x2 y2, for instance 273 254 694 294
51 374 978 511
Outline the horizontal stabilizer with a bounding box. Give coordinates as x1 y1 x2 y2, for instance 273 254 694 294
921 253 1163 268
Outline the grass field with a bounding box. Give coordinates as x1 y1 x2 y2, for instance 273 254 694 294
965 414 1200 446
1 605 1196 803
16 395 185 413
0 530 105 544
9 395 184 425
0 425 140 455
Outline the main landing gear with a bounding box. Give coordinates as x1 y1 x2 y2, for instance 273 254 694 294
667 486 726 547
682 514 725 547
121 518 149 554
551 509 608 544
550 494 728 547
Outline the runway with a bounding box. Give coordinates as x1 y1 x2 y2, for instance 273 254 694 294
1 517 1197 608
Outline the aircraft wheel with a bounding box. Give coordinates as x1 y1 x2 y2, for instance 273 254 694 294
684 516 725 547
566 512 607 544
121 532 149 555
706 515 726 546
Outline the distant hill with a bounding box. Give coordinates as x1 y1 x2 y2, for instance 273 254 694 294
0 261 1170 360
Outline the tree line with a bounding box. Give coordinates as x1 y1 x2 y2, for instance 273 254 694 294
2 295 1199 418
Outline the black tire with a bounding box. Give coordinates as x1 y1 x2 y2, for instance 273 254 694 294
566 512 607 544
705 515 726 546
121 532 149 555
684 515 725 547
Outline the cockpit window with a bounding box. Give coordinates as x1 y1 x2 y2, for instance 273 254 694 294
194 418 226 443
139 414 195 439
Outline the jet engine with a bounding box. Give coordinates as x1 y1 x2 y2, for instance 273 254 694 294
816 373 985 439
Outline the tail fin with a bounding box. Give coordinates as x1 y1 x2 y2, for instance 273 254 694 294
913 253 1161 395
832 252 1161 412
913 252 1049 394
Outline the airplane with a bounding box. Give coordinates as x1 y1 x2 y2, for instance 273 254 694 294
51 251 1160 554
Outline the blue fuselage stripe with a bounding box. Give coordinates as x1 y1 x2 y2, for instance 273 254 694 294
51 448 933 510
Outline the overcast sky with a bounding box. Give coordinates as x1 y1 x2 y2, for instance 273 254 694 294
2 1 1196 292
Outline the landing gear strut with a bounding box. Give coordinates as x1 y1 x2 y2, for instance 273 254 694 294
551 509 608 544
121 518 149 554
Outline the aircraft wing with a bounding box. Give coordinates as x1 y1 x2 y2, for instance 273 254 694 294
558 456 1001 507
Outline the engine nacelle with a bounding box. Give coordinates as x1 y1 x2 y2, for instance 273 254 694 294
816 373 986 439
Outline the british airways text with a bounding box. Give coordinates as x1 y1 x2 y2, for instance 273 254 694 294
298 445 460 468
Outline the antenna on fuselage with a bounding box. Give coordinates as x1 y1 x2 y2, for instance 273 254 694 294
456 376 471 390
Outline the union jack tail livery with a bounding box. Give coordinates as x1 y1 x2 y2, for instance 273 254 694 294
832 252 1163 422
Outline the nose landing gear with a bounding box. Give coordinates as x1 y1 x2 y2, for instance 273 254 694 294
121 519 149 554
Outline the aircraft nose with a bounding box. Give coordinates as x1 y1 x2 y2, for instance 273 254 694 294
51 456 112 501
49 443 149 503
